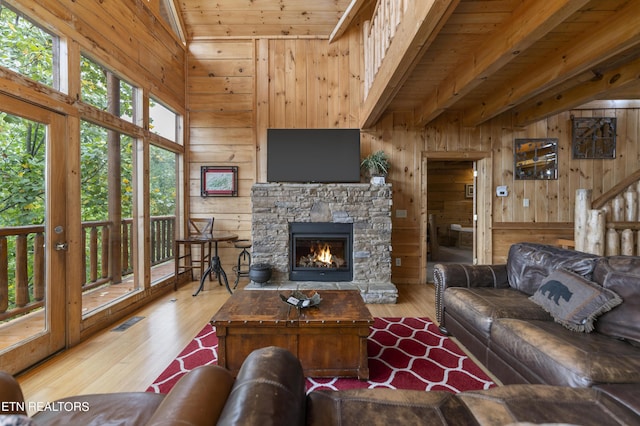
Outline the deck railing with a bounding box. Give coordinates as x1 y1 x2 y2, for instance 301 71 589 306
0 215 175 321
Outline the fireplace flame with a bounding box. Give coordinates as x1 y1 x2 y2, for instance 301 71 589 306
298 242 345 269
314 243 333 265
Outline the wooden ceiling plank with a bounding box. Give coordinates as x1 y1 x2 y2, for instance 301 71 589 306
359 0 460 129
414 0 589 127
329 0 370 43
463 0 640 127
514 55 640 126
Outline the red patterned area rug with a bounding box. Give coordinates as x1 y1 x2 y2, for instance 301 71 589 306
147 317 495 394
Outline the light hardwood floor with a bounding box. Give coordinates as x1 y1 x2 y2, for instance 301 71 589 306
16 281 437 411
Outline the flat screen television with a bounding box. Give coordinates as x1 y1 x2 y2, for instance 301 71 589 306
267 128 361 183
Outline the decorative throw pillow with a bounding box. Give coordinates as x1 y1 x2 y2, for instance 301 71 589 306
529 268 622 332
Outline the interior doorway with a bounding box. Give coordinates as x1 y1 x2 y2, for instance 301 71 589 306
426 160 474 280
420 152 492 284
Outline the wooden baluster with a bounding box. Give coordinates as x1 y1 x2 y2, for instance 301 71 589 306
606 228 620 256
0 236 8 313
90 226 98 283
574 189 590 252
122 221 130 273
153 220 159 263
586 209 605 255
15 235 29 307
611 195 624 221
161 219 168 260
101 225 109 279
624 189 637 222
82 228 87 286
33 232 45 301
621 229 634 255
602 203 611 222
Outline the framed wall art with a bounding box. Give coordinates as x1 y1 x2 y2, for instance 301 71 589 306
514 138 558 180
571 116 616 159
201 166 238 197
465 184 474 198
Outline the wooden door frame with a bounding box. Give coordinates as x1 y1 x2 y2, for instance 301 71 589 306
420 151 492 283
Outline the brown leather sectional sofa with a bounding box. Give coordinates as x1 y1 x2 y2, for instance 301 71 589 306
435 242 640 388
2 345 639 425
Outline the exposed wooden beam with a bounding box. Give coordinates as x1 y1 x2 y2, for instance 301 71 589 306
359 0 459 129
514 55 640 126
328 0 370 44
414 0 589 127
463 0 640 127
576 99 640 109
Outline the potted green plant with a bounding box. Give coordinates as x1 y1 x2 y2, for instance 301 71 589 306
361 150 390 184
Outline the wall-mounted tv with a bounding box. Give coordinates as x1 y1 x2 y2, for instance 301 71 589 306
267 128 361 183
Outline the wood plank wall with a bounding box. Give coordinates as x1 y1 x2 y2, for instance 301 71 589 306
187 28 640 285
187 26 365 267
187 40 256 268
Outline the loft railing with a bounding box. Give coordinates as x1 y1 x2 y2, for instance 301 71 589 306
0 215 175 321
363 0 408 97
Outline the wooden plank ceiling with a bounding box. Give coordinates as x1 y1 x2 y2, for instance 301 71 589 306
175 0 640 128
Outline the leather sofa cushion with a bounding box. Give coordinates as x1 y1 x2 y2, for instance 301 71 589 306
31 392 164 426
592 256 640 345
593 383 640 418
592 255 640 283
458 384 640 426
145 365 234 426
217 346 306 426
490 319 640 387
306 389 477 426
444 287 551 338
506 242 599 295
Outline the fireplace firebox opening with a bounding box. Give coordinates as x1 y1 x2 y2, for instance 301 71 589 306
289 222 353 281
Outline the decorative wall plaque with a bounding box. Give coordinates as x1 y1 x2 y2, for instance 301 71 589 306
571 116 616 159
514 138 558 180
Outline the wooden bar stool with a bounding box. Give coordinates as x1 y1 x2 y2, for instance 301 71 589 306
232 239 252 290
174 217 214 290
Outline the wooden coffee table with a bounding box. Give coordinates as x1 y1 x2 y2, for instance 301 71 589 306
211 290 373 379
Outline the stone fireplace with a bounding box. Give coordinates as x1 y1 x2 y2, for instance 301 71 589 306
250 183 397 303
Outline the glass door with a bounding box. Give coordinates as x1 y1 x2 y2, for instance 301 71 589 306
0 94 66 374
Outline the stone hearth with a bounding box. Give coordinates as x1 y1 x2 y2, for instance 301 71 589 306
250 183 397 303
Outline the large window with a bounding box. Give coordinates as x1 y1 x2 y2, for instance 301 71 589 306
149 144 177 283
0 3 57 88
80 121 137 314
0 112 46 318
150 98 178 142
81 55 136 123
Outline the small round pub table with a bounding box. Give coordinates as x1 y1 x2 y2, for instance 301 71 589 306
193 231 238 296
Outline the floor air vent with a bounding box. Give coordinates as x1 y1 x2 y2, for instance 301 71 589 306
111 316 145 332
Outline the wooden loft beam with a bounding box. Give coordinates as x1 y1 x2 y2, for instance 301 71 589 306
329 0 369 44
414 0 588 127
463 0 640 127
514 56 640 126
359 0 459 129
